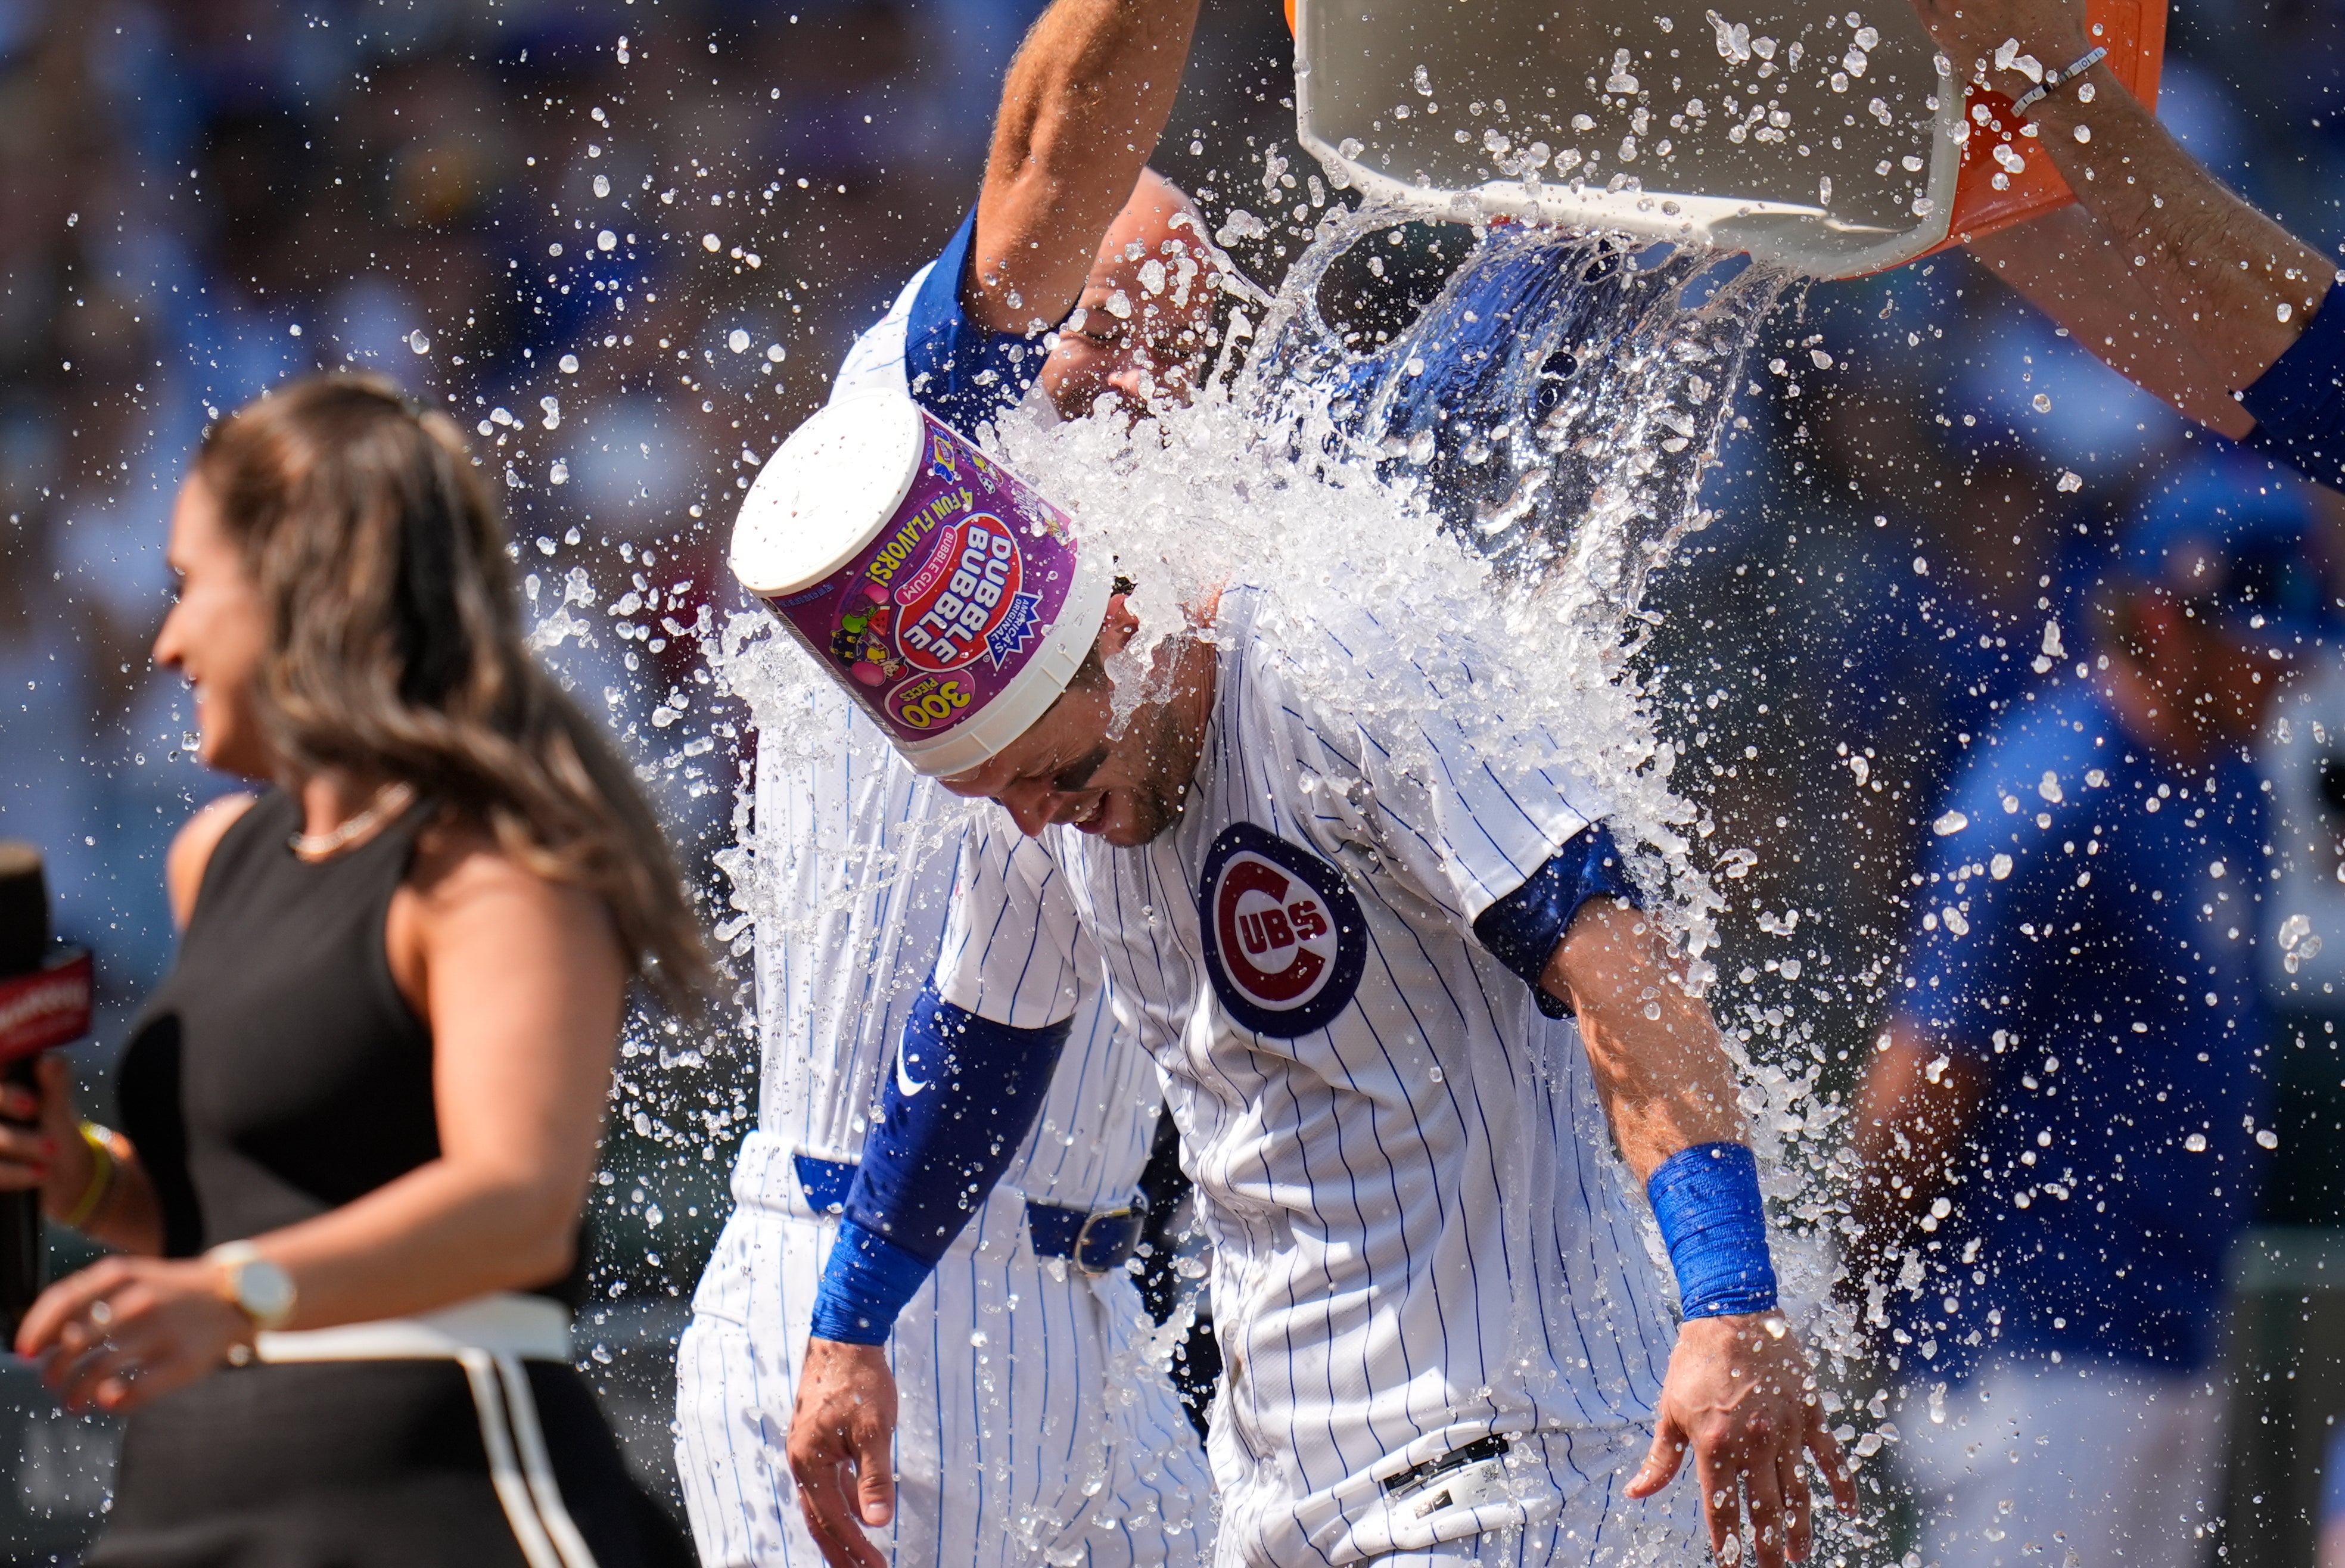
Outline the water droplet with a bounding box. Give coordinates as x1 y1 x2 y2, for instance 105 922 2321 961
728 328 751 353
1932 810 1969 836
2032 391 2053 412
970 1329 988 1347
549 460 569 486
559 353 580 374
182 731 202 753
407 329 431 354
702 233 721 251
1413 64 1433 95
593 173 611 198
2184 1133 2207 1153
598 229 617 251
765 343 786 363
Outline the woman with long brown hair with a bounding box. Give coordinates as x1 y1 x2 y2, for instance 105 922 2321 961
0 373 706 1566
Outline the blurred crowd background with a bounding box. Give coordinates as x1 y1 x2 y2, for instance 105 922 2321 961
4 0 2345 1560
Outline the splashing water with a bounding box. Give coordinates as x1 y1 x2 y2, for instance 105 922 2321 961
709 211 1888 1554
717 204 1797 1065
1257 208 1792 619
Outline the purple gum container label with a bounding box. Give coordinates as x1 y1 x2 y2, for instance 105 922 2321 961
765 408 1081 750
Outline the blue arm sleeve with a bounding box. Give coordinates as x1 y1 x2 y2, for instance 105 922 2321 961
808 985 1072 1344
2242 286 2345 491
1471 822 1640 1019
901 209 1057 434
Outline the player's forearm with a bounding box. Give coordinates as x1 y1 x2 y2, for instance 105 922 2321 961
1998 62 2327 393
969 0 1203 333
1968 205 2255 435
1551 903 1782 1323
1547 900 1745 1185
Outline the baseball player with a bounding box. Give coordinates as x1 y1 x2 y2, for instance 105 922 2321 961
772 565 1853 1567
671 57 1220 1556
733 10 1853 1568
674 683 1211 1568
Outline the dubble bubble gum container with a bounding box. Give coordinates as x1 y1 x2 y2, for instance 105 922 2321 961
730 391 1113 776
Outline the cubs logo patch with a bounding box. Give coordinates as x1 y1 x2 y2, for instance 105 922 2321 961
1198 822 1366 1038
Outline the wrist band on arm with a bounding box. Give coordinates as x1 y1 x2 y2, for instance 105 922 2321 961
1647 1142 1780 1319
63 1121 120 1229
2012 45 2108 114
810 1219 934 1345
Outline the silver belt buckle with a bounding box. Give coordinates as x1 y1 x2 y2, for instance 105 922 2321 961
1072 1206 1136 1275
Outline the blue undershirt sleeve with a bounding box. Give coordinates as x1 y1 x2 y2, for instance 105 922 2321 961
808 985 1072 1345
901 207 1057 433
1470 822 1640 1019
2241 284 2345 491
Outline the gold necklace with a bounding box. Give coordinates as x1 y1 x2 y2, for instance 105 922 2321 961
288 782 416 861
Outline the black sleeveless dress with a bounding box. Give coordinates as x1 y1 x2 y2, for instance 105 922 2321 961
91 789 690 1568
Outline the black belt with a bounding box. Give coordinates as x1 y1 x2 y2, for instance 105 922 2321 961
1024 1197 1147 1275
795 1154 1145 1277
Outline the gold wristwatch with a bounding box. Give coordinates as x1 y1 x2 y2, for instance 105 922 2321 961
208 1241 297 1332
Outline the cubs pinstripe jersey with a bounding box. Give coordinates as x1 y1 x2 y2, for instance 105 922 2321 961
933 585 1684 1565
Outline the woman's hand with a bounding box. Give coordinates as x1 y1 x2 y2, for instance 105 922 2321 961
0 1056 90 1221
15 1255 253 1414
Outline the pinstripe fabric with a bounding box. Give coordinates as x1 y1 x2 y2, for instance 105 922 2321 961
934 588 1690 1567
675 690 1209 1567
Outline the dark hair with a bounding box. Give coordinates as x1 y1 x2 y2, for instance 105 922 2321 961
197 373 712 1012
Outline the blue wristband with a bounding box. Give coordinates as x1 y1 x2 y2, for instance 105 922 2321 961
809 1219 933 1345
1647 1142 1780 1320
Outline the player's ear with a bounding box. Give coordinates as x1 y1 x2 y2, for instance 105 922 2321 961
1097 593 1140 661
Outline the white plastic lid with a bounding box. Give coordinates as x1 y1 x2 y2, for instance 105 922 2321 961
729 391 926 598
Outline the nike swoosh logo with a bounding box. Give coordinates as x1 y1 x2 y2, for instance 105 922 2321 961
894 1050 928 1098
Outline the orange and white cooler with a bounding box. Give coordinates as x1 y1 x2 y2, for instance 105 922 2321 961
1290 0 2163 276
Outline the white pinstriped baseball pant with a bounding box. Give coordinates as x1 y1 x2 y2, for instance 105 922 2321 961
675 1140 1214 1568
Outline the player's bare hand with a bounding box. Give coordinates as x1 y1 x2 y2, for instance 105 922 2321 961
1905 0 2091 83
1626 1312 1854 1568
787 1338 899 1568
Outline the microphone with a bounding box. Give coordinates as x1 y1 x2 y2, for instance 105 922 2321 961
0 844 95 1337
